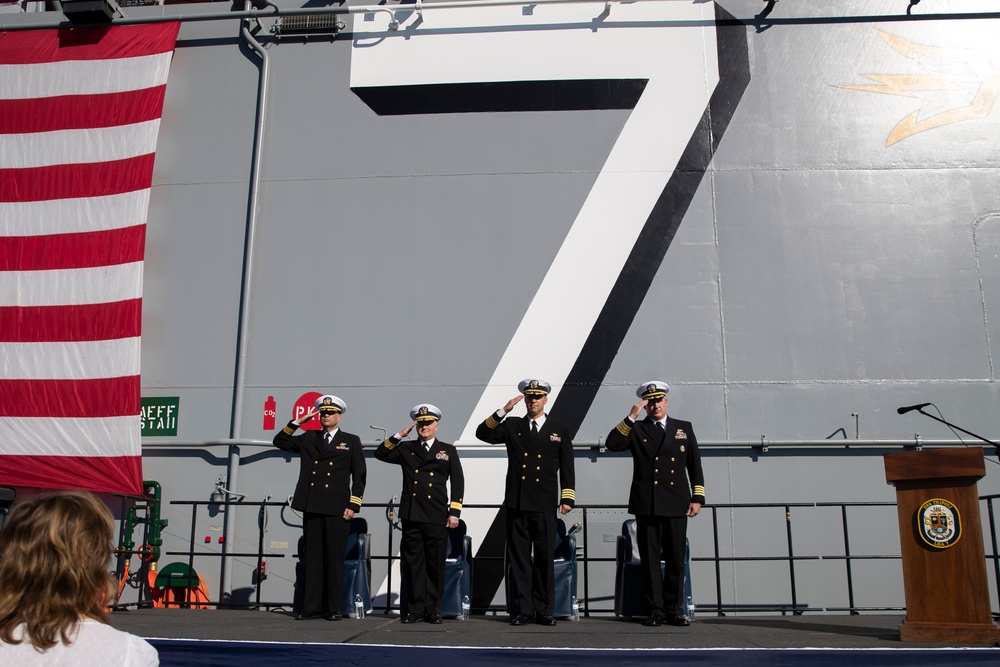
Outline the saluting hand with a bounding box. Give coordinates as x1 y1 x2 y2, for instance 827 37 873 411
296 409 319 425
627 400 645 421
399 421 417 438
502 395 524 414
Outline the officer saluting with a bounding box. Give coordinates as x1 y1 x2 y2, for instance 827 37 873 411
273 394 367 621
475 378 575 626
606 381 704 627
376 404 464 624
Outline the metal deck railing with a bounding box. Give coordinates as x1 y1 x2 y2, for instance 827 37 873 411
112 494 1000 618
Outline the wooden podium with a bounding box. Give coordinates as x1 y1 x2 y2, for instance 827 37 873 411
884 447 1000 644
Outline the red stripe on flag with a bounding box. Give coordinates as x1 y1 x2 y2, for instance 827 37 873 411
0 454 142 494
0 225 145 271
0 154 155 203
0 87 167 134
0 23 180 64
0 299 142 343
0 377 140 418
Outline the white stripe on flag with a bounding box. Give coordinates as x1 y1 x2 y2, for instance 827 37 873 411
0 190 150 237
0 52 173 99
1 338 141 380
0 262 143 307
0 416 139 457
0 120 161 169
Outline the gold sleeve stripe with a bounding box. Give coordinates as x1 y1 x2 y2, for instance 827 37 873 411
350 496 363 506
382 438 397 450
485 414 501 429
615 420 632 436
282 424 296 435
692 485 706 496
450 502 463 511
561 489 576 499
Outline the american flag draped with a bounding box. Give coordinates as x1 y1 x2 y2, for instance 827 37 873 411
0 23 180 494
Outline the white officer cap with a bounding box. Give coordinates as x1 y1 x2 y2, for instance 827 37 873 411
518 378 551 396
636 381 669 400
314 394 347 414
410 403 442 422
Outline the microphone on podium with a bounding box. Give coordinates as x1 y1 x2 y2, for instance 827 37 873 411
896 403 931 415
894 403 999 461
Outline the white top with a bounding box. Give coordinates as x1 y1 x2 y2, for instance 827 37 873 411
0 619 158 666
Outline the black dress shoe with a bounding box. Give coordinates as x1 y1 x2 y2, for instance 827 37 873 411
535 615 556 626
510 614 531 626
324 612 343 621
295 612 322 621
425 613 443 624
665 615 690 627
401 614 422 624
642 616 663 627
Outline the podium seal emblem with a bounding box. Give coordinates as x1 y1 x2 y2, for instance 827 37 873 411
916 498 961 549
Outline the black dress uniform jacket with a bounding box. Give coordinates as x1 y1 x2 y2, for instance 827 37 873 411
476 413 575 511
273 421 367 515
605 415 705 516
375 437 465 524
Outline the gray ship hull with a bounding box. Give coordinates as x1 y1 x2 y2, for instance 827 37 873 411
2 0 999 613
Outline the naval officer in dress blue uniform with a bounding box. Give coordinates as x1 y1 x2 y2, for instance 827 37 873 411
606 381 704 627
475 378 575 626
376 404 464 624
273 394 367 620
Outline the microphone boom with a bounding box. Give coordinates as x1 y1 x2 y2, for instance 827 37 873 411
897 403 931 415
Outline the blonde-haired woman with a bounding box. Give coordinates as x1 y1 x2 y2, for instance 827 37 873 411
0 490 158 665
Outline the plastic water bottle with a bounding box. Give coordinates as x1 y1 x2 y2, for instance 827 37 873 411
354 594 365 619
461 595 471 621
685 594 695 622
571 595 580 622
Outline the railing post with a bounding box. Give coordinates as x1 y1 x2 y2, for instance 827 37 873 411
785 504 799 615
712 506 723 616
138 502 152 608
386 503 395 615
186 503 198 608
581 506 590 618
987 497 999 612
114 495 131 592
840 504 858 614
255 504 266 608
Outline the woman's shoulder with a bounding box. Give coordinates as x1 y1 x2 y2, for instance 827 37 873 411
1 620 158 667
75 620 159 666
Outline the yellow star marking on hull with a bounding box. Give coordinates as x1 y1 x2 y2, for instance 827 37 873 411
839 29 1000 146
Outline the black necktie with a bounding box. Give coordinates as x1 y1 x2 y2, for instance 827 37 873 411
531 421 538 437
325 432 332 445
655 422 664 432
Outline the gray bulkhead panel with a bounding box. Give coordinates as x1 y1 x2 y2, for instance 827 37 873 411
126 1 1000 609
